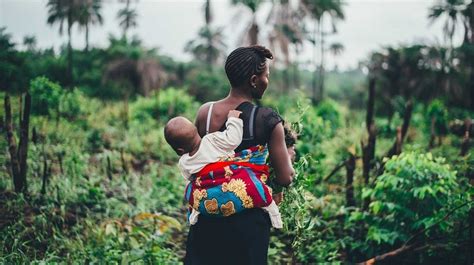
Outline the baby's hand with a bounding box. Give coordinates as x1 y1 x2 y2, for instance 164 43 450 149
228 110 242 119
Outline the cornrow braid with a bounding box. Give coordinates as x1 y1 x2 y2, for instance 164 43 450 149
225 45 274 87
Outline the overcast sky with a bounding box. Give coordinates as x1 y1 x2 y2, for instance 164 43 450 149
0 0 465 70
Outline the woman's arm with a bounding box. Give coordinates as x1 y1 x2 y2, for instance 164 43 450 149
268 123 294 187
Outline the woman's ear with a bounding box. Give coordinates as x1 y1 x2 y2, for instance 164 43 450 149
250 74 258 88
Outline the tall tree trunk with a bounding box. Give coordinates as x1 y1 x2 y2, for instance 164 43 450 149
5 95 21 192
293 46 300 89
312 21 318 104
429 117 436 149
319 20 325 101
67 0 74 87
362 77 376 210
18 93 31 193
249 16 259 45
5 94 30 193
123 0 131 39
206 27 213 71
387 100 413 157
345 153 356 208
85 22 89 51
460 119 472 156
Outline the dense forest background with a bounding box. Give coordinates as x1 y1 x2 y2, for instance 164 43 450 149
1 0 473 264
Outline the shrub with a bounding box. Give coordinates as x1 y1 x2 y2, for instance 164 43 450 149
426 99 448 136
59 89 88 120
187 68 229 102
130 87 198 123
29 76 63 116
356 152 469 258
315 99 343 133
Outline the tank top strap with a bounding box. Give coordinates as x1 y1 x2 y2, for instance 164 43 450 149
243 104 258 140
205 102 215 135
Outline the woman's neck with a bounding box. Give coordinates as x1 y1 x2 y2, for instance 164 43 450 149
225 87 253 103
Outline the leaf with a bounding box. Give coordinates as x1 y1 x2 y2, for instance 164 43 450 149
129 236 140 249
362 188 372 199
105 223 117 236
371 201 382 214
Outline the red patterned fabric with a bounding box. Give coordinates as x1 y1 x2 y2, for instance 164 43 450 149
184 146 273 218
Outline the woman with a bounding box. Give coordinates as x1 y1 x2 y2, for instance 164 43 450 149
185 45 295 265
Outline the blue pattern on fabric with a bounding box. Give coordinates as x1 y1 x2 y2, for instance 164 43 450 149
185 183 192 201
245 168 267 203
197 186 244 216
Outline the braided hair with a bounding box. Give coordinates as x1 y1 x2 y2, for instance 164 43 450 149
224 45 274 87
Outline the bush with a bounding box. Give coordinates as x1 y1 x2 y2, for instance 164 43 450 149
426 99 448 136
355 152 470 259
186 68 229 102
315 99 343 133
59 89 91 121
130 87 198 123
29 76 63 116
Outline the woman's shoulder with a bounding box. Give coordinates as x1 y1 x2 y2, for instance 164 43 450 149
256 106 284 137
257 106 283 124
195 101 216 124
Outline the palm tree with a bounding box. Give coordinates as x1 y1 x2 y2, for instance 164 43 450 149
267 0 306 90
117 0 138 39
232 0 263 45
47 0 79 85
461 2 474 109
23 35 37 51
77 0 103 51
186 0 226 69
329 42 343 69
301 0 344 103
462 1 474 44
185 27 227 67
429 0 467 49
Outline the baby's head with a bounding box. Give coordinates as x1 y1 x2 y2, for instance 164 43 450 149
164 116 200 156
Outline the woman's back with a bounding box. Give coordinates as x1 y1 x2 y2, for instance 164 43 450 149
196 101 283 151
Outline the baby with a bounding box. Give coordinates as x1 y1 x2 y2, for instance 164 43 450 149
164 110 282 228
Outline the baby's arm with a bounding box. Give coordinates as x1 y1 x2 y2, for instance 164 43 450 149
178 159 192 180
211 110 243 152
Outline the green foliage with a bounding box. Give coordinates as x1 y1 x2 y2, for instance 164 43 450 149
187 68 229 102
0 27 30 92
130 87 199 123
359 152 468 252
59 89 89 120
29 76 63 115
426 99 449 136
315 99 343 133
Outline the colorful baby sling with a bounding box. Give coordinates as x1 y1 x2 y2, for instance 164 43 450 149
184 145 274 218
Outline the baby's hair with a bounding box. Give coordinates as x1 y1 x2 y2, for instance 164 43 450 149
225 45 273 87
164 116 196 154
284 124 297 147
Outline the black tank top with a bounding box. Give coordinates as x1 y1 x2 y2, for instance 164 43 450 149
206 101 283 152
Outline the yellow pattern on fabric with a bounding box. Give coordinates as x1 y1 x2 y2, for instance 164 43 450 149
204 198 219 214
221 179 254 208
220 201 236 216
224 166 233 179
195 177 202 187
260 174 267 183
193 189 207 209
